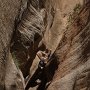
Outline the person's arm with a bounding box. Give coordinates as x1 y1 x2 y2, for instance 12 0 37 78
36 51 43 60
36 53 41 60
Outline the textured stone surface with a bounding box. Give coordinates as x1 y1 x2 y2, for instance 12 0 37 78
5 53 25 90
1 0 90 90
45 0 90 90
0 0 25 89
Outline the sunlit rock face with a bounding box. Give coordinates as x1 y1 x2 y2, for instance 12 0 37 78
44 0 90 90
44 0 84 52
24 0 90 90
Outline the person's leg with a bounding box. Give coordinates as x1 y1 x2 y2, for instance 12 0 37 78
25 68 42 90
37 70 47 90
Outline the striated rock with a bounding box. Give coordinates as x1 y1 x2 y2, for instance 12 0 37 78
48 59 90 90
11 0 46 77
0 0 25 89
1 0 90 90
5 52 25 90
44 0 90 90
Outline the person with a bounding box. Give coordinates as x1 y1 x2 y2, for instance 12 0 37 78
25 49 51 90
37 49 51 65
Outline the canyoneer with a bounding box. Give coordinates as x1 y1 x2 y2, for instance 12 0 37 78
25 49 51 90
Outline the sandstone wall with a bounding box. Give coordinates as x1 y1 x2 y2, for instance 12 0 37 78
0 0 25 89
44 0 90 90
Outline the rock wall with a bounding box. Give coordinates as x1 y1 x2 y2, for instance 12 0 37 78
10 0 45 77
0 0 90 90
0 0 25 89
44 0 90 90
